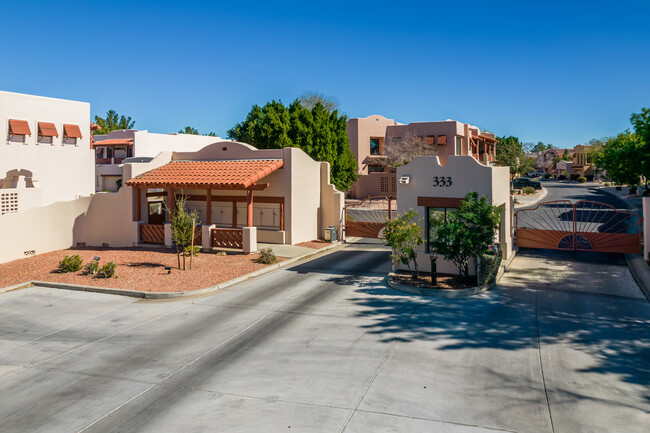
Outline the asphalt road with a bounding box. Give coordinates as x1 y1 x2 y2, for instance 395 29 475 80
534 179 631 209
0 239 648 431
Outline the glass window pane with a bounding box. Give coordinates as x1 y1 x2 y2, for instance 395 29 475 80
427 207 444 251
370 138 380 155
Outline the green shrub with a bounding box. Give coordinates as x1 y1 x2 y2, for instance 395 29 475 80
184 245 200 257
83 261 99 276
577 176 587 183
57 255 83 273
96 261 117 278
570 173 580 181
215 251 226 256
479 253 502 286
522 186 536 195
604 182 611 187
558 174 567 180
256 247 277 264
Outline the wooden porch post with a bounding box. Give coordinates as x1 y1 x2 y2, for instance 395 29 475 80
134 187 141 221
206 188 212 225
246 189 254 227
168 188 175 222
232 201 237 228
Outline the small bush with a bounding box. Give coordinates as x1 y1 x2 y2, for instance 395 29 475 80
604 182 611 187
479 253 502 286
256 248 277 264
96 261 117 278
577 176 587 183
184 245 200 257
83 261 99 276
57 255 83 273
586 175 594 181
522 186 536 195
570 173 580 181
558 174 567 180
215 251 226 256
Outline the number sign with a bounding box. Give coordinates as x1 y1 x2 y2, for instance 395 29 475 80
432 176 452 187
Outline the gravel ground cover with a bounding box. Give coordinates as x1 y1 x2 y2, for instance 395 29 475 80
0 247 290 293
295 240 333 249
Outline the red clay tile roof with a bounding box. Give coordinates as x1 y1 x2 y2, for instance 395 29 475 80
38 122 59 137
8 119 31 136
126 159 284 189
63 124 83 138
92 138 134 147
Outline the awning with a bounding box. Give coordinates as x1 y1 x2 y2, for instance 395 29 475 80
126 159 284 189
8 119 31 136
63 124 83 138
478 134 499 143
436 135 447 145
38 122 58 137
92 138 134 147
425 135 435 145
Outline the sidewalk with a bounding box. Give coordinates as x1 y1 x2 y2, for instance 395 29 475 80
513 187 548 209
598 185 643 211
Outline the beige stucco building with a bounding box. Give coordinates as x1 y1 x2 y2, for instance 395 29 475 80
0 91 94 214
395 156 512 276
93 129 224 192
347 115 497 198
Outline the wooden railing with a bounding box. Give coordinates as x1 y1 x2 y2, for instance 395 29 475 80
140 224 165 244
193 227 202 246
211 228 243 249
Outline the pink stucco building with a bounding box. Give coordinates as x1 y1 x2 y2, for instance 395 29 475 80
346 115 497 198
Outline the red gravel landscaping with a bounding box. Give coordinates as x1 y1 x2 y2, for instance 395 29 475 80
295 240 333 249
0 247 290 293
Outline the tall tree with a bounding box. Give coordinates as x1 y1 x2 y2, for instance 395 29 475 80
94 110 135 135
494 136 534 177
298 91 339 112
227 99 358 191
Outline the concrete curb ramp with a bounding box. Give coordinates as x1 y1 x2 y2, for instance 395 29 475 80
386 274 495 297
2 242 343 299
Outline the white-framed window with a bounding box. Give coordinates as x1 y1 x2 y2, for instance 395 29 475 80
455 136 463 155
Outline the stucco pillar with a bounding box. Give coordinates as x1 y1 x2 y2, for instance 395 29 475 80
202 224 215 252
164 223 173 247
243 226 257 254
246 189 253 227
641 197 650 260
134 187 141 222
206 188 212 225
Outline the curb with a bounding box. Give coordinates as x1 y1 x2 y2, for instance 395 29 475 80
514 187 548 209
3 242 344 300
385 274 495 298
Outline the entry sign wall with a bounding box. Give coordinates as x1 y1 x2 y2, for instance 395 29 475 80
432 176 452 187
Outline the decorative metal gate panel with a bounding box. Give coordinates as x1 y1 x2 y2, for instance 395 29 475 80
516 200 642 254
344 196 395 239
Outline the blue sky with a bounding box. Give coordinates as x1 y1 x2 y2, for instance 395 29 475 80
1 1 649 148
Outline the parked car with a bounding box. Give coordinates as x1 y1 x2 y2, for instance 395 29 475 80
512 177 542 190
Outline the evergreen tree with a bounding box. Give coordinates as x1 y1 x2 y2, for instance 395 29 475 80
94 110 135 135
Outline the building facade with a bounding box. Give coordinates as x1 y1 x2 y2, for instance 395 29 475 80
346 115 497 199
93 129 224 192
0 91 94 214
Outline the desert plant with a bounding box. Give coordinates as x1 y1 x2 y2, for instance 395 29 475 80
577 176 587 183
256 248 277 264
57 255 83 273
384 210 424 278
429 192 501 278
96 261 116 278
522 186 536 195
83 260 99 276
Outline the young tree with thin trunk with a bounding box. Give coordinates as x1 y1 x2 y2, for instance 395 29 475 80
385 131 439 168
169 195 200 270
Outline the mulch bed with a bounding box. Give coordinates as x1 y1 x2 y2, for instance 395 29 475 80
391 271 476 290
295 240 333 249
0 247 288 293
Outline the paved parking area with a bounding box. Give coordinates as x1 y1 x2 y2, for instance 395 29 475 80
0 245 648 432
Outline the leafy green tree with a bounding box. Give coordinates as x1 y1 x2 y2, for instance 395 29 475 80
94 110 135 135
384 210 424 278
495 136 534 177
169 195 200 270
594 132 644 185
178 126 218 136
429 192 501 278
531 141 555 152
299 91 339 112
227 99 358 191
630 107 650 182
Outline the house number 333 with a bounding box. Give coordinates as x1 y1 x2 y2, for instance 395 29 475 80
432 176 452 187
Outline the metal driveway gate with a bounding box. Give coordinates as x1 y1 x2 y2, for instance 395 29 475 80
344 196 395 239
515 200 642 254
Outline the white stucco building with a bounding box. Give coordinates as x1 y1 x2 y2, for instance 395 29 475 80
93 130 224 192
0 91 94 214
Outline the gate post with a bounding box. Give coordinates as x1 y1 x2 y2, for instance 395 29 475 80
572 202 577 251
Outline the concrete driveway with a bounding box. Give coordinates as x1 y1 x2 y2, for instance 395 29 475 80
0 244 648 432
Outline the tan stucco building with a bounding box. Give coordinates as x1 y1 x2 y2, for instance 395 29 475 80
395 156 512 276
347 115 497 198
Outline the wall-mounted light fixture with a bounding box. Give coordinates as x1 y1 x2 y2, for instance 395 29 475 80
399 176 410 184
